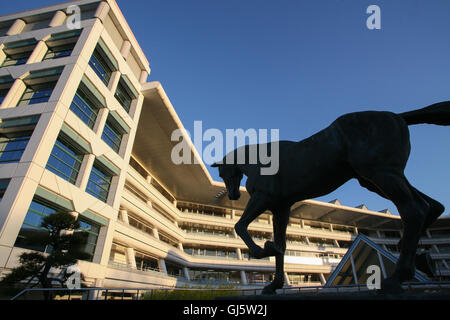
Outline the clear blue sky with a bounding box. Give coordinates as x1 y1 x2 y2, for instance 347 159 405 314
3 1 450 216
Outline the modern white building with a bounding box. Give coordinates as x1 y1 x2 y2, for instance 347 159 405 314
0 0 448 290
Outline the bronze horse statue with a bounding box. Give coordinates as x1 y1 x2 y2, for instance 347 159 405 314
212 101 450 294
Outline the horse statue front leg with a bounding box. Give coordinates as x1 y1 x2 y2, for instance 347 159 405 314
234 192 272 259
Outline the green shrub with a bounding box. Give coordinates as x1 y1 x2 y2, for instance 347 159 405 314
142 284 239 300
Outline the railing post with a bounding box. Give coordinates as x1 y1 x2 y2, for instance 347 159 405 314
104 290 108 300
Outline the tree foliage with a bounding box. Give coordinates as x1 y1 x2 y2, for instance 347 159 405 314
0 211 90 297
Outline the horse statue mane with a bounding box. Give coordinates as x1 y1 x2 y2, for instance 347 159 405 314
213 101 450 294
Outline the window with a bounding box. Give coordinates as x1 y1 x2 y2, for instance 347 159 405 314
114 77 135 113
43 30 81 61
0 75 14 105
76 218 100 262
17 67 62 106
15 199 57 252
70 86 101 129
0 179 10 201
46 136 84 184
88 45 115 86
1 39 37 67
86 161 113 202
135 251 159 272
101 116 123 153
15 198 100 261
17 82 56 106
0 134 31 163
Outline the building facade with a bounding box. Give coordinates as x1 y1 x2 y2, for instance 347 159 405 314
0 0 448 290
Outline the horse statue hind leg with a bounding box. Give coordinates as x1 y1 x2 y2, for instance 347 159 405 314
261 205 291 295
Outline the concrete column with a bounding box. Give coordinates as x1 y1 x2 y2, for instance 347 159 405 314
119 209 129 224
140 70 148 84
268 215 273 225
77 154 95 190
108 70 121 92
146 175 152 184
300 219 305 228
284 272 290 286
159 259 167 275
319 273 327 285
232 229 238 238
94 1 110 23
6 19 26 36
240 270 248 285
89 278 104 300
236 248 242 260
125 247 137 268
120 40 131 59
49 10 67 27
178 242 184 251
0 78 26 108
93 107 109 135
333 239 340 248
231 209 236 220
152 228 159 240
305 237 310 245
329 224 334 232
354 227 358 234
27 40 48 64
183 267 190 281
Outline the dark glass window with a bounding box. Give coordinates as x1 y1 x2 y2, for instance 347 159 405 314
0 179 10 201
17 82 56 106
1 51 33 67
43 29 81 61
114 78 133 113
86 162 113 202
46 137 84 184
69 87 100 129
43 44 73 60
15 199 100 261
101 118 122 153
15 200 57 252
89 47 113 86
0 134 30 163
0 88 9 105
75 219 100 262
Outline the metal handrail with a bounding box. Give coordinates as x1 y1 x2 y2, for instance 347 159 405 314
10 280 450 300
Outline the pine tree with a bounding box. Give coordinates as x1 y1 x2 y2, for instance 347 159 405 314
0 212 90 299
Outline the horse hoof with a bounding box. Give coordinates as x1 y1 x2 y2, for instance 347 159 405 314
249 247 266 259
380 277 404 294
264 241 283 256
262 284 277 295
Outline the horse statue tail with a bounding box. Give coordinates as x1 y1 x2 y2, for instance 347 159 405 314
398 101 450 126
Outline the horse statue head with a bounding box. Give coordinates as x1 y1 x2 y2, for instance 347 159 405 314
211 161 243 200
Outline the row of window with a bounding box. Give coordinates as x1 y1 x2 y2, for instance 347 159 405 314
0 31 137 117
1 30 80 68
46 133 114 203
0 115 115 203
